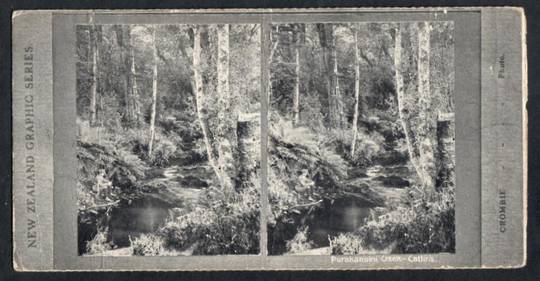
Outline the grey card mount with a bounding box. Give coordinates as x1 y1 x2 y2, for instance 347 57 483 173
11 7 527 271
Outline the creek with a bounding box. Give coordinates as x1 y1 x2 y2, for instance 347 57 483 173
102 159 411 253
107 162 211 248
304 164 412 249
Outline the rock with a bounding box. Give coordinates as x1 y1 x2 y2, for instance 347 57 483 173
347 167 368 179
373 175 410 188
172 152 206 166
381 165 410 176
177 175 209 188
374 150 409 166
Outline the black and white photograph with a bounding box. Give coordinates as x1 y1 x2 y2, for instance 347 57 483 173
76 23 262 256
266 22 456 255
10 8 526 271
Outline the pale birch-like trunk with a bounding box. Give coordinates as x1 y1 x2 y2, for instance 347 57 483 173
351 28 361 157
89 16 98 126
130 39 140 122
124 27 132 123
333 45 341 125
293 44 300 126
117 26 131 124
417 21 436 191
315 24 335 128
216 24 236 193
267 38 279 106
192 26 221 185
148 27 158 156
395 23 436 193
330 25 343 129
394 24 422 186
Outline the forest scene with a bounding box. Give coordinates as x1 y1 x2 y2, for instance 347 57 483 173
76 23 262 256
266 22 456 255
76 20 455 257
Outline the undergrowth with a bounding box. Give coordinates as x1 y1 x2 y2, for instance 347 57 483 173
131 233 165 256
157 176 261 255
85 228 112 255
330 183 456 254
285 227 314 254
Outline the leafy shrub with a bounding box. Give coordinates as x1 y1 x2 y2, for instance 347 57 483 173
77 135 148 255
269 113 319 151
105 126 181 168
78 141 145 195
148 136 177 167
329 233 365 255
194 207 260 255
77 181 96 211
314 126 386 168
266 125 317 220
199 185 261 255
356 184 455 253
158 184 261 255
319 146 349 178
85 228 112 255
349 129 385 167
131 233 165 256
191 137 209 162
112 127 147 153
315 127 348 152
285 227 314 254
300 94 326 131
267 142 301 224
356 207 408 250
160 206 260 255
159 207 216 250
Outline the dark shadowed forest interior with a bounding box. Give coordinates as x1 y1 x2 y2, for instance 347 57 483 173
76 20 455 257
77 23 262 256
266 22 455 255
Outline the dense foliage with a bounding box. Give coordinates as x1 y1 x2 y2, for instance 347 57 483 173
330 183 455 254
267 22 455 255
76 20 456 256
77 24 262 255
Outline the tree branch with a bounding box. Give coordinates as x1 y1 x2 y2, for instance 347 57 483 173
268 38 279 64
288 200 323 210
156 48 175 70
359 49 374 67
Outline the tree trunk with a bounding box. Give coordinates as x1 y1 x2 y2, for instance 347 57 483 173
130 37 140 123
317 24 343 129
293 44 300 126
395 23 437 194
114 25 135 125
237 112 261 191
316 24 335 127
89 16 99 126
267 36 279 106
148 27 158 156
416 21 437 192
332 30 343 128
436 112 455 190
124 27 131 124
215 24 236 193
351 28 361 157
394 24 421 186
192 26 221 186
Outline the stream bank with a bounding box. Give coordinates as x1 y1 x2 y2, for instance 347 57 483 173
268 162 412 255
